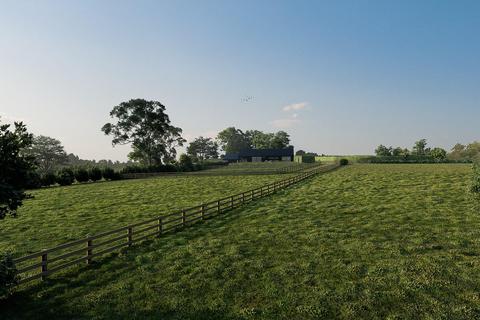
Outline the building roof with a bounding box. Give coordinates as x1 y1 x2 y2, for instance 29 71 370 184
223 146 294 160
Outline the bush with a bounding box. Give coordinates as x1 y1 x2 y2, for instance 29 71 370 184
339 159 349 166
56 168 75 186
88 167 102 182
74 168 90 183
24 171 42 189
40 172 57 187
0 252 18 300
472 163 480 194
102 167 122 181
179 154 194 172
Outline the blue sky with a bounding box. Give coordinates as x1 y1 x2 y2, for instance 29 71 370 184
1 0 479 160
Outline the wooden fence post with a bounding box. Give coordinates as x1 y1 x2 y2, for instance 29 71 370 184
182 210 186 227
41 250 48 280
217 200 221 214
201 204 205 220
242 192 245 204
86 239 93 265
127 227 133 246
230 196 234 208
158 218 163 236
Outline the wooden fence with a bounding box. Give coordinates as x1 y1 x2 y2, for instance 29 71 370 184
13 163 339 286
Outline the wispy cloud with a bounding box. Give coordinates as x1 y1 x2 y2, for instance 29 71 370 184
270 117 301 129
282 102 308 112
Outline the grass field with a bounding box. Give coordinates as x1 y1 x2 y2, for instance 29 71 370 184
2 164 480 319
0 174 286 257
192 162 316 175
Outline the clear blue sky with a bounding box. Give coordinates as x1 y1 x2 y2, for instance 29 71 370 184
1 0 479 160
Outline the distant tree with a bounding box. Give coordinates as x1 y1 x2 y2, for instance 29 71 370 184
216 127 251 153
246 130 273 149
391 147 404 157
101 99 185 166
296 150 306 156
88 167 103 182
375 145 392 157
178 154 194 171
74 168 90 183
271 131 290 149
56 168 75 186
26 135 68 174
187 136 219 160
430 147 447 162
412 139 428 156
0 120 36 219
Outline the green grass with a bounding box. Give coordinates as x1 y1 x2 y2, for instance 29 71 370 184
2 164 480 319
0 174 285 257
193 162 314 175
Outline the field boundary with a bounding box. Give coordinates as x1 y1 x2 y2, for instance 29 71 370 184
13 163 340 287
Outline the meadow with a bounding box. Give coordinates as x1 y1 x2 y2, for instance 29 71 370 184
2 163 479 319
0 174 286 257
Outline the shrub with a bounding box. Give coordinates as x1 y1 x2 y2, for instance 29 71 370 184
179 154 194 172
339 159 349 166
74 168 90 183
88 167 102 182
24 171 42 189
41 172 57 187
56 168 75 186
472 163 480 194
102 167 122 181
0 252 18 300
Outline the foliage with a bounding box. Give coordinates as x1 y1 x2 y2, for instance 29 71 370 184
412 139 428 156
295 150 306 156
0 121 36 219
339 158 349 165
102 168 122 181
56 168 75 186
1 165 478 319
216 127 291 153
448 141 480 162
74 168 90 183
178 154 194 171
26 135 68 175
430 147 447 162
24 171 42 189
101 99 185 166
216 127 251 153
0 251 18 300
186 136 219 160
88 167 103 182
375 144 392 156
40 173 57 187
472 162 480 194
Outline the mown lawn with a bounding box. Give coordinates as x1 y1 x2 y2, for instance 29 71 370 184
2 164 479 319
0 174 285 257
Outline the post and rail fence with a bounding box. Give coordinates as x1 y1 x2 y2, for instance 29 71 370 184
12 163 339 286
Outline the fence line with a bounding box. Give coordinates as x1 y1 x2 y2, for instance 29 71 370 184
13 163 339 286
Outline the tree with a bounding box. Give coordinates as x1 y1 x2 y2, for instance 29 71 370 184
412 139 428 156
26 135 68 174
101 99 185 166
178 154 194 171
430 147 447 162
246 130 273 149
187 137 218 161
0 121 36 219
375 145 392 157
271 131 290 149
216 127 251 153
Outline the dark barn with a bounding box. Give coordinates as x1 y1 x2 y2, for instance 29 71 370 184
223 146 294 163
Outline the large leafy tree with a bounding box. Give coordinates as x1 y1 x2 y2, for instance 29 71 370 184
375 145 392 157
101 99 185 166
271 131 290 149
187 136 219 160
216 127 251 153
26 135 68 174
430 147 447 162
0 120 36 219
412 139 428 156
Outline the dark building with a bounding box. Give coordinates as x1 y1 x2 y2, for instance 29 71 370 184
223 146 294 163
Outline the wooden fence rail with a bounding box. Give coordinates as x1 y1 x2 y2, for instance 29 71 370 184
13 163 339 286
